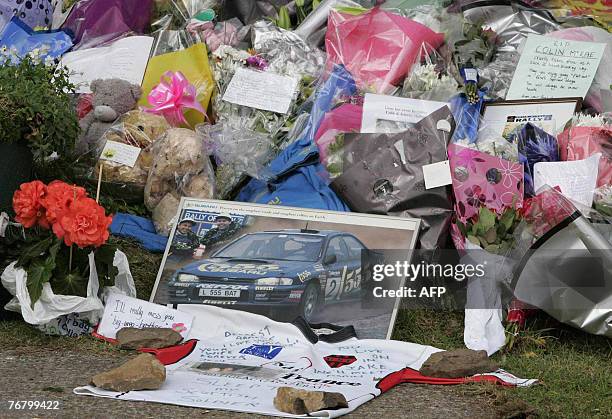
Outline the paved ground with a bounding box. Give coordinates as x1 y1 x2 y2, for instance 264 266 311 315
0 348 502 419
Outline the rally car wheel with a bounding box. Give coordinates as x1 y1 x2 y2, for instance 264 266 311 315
299 283 319 322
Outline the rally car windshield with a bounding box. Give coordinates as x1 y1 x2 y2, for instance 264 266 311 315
213 233 325 262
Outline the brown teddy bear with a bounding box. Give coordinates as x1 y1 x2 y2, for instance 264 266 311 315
95 110 170 187
145 128 216 235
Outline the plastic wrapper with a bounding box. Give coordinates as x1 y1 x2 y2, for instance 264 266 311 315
236 64 356 212
192 18 249 53
196 123 275 200
329 106 455 250
251 20 325 79
449 90 486 145
94 110 171 189
0 17 72 61
315 103 362 171
294 0 370 45
144 127 216 235
139 43 214 128
325 7 445 94
461 2 560 54
508 123 560 197
220 0 289 25
0 0 54 30
546 26 612 113
401 43 461 102
512 186 612 337
61 0 154 49
557 114 612 188
211 45 303 143
594 185 612 217
449 143 524 223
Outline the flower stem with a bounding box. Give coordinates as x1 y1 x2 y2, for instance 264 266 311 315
69 244 73 272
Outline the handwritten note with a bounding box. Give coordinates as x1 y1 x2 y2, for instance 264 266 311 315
97 294 194 339
534 153 601 208
99 141 141 167
60 36 154 94
222 68 299 114
361 94 447 133
507 35 606 100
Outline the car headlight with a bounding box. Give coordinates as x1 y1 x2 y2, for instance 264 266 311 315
177 274 200 282
256 277 293 286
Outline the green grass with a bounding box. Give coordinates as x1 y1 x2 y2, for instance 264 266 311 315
393 309 612 418
1 240 610 417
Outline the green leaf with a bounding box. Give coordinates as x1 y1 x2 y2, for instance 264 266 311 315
500 208 516 231
478 207 496 232
26 254 55 307
50 272 88 297
484 227 497 244
17 236 53 269
484 244 500 254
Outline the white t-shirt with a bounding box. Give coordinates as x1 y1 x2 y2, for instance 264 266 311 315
75 305 536 417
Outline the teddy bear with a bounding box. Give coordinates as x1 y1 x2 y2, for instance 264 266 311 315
145 128 216 235
77 79 143 155
95 110 171 187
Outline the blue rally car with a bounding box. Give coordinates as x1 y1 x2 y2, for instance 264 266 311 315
167 229 368 321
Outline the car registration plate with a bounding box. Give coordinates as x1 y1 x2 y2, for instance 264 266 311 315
199 288 241 298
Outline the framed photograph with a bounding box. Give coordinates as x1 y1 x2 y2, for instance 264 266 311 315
481 97 582 138
150 198 421 339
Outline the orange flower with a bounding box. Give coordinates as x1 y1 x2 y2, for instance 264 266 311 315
57 197 112 248
42 180 87 238
12 181 48 228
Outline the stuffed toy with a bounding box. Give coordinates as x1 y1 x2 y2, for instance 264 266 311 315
77 79 143 154
94 110 171 187
145 128 216 235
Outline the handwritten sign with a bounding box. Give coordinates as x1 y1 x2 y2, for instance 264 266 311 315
99 141 141 167
507 35 606 100
222 68 299 114
97 294 194 339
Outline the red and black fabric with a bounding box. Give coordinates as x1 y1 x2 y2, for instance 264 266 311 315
324 354 358 368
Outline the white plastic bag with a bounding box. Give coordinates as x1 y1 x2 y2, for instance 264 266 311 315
1 249 136 328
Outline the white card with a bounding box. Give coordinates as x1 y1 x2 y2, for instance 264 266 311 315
99 141 141 167
97 294 194 340
506 35 606 100
361 94 448 133
222 68 299 114
534 153 601 208
423 160 452 189
60 36 154 94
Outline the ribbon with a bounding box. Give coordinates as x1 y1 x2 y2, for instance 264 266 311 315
143 71 207 127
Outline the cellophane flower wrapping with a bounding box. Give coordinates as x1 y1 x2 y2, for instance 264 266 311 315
510 123 560 197
557 114 612 188
61 0 154 49
196 122 275 199
325 6 444 94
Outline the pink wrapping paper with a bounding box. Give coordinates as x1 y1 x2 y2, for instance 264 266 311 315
314 103 363 165
325 7 445 93
558 125 612 188
449 144 524 222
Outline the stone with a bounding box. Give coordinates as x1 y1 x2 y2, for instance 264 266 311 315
274 387 348 414
116 327 183 350
419 349 499 378
91 353 166 392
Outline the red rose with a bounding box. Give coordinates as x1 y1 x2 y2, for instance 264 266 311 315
42 181 87 238
57 197 112 248
12 181 48 228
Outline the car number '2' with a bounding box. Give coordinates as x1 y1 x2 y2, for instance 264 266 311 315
324 266 361 301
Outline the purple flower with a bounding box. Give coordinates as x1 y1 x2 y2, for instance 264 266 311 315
246 55 268 71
